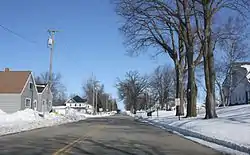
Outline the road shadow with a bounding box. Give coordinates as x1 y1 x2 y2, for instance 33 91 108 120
69 138 170 155
0 116 223 155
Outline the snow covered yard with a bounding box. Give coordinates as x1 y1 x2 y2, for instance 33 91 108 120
0 109 115 136
128 104 250 154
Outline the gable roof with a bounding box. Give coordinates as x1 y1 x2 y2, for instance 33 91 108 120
222 62 250 89
65 95 88 103
0 69 31 93
36 84 47 93
72 95 87 103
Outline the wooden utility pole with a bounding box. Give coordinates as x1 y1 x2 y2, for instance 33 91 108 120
95 87 98 114
92 73 95 115
46 29 58 116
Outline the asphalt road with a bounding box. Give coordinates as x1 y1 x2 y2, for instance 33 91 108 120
0 114 224 155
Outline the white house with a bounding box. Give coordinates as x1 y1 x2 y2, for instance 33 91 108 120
65 95 93 113
223 62 250 106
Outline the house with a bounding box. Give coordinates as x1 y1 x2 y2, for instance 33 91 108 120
0 68 38 113
65 95 93 113
36 84 53 113
222 62 250 106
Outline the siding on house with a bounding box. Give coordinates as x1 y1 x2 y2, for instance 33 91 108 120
0 94 21 113
37 86 53 113
228 65 250 105
20 74 38 110
231 77 250 105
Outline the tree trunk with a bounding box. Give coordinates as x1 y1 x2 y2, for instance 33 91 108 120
133 98 137 114
175 63 184 116
183 0 197 117
186 49 197 117
216 80 225 106
203 2 217 119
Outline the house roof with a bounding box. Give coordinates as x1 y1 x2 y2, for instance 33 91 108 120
222 62 250 89
36 84 47 93
0 69 31 93
72 95 87 103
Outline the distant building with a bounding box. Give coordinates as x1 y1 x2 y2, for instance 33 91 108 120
65 95 93 113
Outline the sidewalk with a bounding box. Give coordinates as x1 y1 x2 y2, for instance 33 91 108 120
128 104 250 154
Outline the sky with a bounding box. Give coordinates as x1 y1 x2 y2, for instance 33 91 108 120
0 0 171 110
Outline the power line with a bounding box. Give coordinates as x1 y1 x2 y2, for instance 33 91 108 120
0 24 37 44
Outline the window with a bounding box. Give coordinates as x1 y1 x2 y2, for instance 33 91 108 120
70 104 72 107
43 100 45 105
79 104 81 107
25 98 31 108
75 104 77 107
33 100 37 108
29 82 33 90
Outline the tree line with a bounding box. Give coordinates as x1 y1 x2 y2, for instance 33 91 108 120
113 0 250 119
82 76 118 112
116 65 176 114
35 72 118 112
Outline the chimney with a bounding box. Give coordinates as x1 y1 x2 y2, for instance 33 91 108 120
4 68 10 72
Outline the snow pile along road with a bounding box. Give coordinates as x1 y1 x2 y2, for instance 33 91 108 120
130 105 250 154
0 108 114 136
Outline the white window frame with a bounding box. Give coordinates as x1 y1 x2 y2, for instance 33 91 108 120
25 98 31 108
33 100 37 108
29 82 33 90
42 100 46 105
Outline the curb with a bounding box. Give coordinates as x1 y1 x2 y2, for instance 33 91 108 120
135 117 250 154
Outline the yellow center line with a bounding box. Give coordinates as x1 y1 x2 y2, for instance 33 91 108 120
52 137 81 155
52 124 107 155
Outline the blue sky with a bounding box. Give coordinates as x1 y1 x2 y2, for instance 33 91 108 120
0 1 171 109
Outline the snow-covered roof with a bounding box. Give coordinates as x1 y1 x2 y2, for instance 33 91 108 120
241 64 250 83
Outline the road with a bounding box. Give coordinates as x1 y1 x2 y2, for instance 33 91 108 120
0 115 223 155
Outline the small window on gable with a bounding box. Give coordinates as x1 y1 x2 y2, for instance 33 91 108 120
25 98 31 108
29 82 33 90
33 100 37 108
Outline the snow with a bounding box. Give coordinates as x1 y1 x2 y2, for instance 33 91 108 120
0 109 6 115
130 104 250 154
0 108 114 136
186 137 249 155
241 65 250 82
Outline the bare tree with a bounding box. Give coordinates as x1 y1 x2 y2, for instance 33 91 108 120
35 72 67 104
192 0 249 119
82 76 100 113
114 0 204 117
215 17 249 106
116 70 148 114
150 65 175 110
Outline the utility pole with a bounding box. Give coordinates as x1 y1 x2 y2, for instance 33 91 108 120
92 74 95 115
95 87 98 115
46 29 58 117
106 95 108 112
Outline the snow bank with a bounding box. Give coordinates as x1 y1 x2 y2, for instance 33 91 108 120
0 108 114 136
0 109 6 115
131 105 250 154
